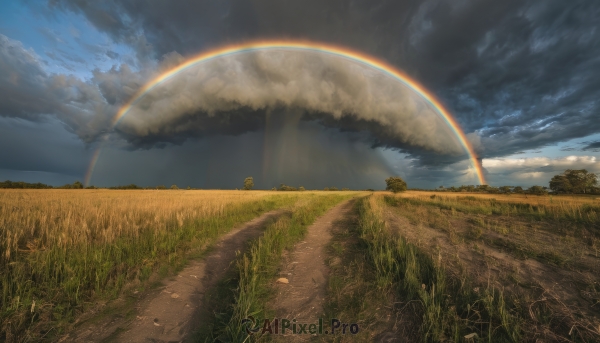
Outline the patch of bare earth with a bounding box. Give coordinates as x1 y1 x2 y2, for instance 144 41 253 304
61 210 286 343
270 200 355 342
384 205 600 342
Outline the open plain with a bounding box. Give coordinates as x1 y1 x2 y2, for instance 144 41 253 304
1 190 599 342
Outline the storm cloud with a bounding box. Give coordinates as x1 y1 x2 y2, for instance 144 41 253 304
0 32 469 159
45 0 600 159
1 0 598 187
115 50 466 156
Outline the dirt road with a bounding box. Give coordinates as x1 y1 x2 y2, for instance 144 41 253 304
271 200 356 341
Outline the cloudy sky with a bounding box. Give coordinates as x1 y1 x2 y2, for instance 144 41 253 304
0 0 598 189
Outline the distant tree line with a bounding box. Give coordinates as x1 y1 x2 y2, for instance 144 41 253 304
434 169 599 195
0 180 54 189
549 169 598 194
434 184 549 195
0 180 200 190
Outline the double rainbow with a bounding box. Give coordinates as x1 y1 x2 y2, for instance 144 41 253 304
85 40 485 186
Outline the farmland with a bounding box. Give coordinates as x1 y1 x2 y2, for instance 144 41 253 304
326 192 600 342
0 190 599 342
0 189 358 341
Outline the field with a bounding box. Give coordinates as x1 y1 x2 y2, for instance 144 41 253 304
1 190 599 342
328 191 600 342
0 189 355 341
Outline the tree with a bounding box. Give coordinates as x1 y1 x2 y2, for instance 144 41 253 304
512 186 524 194
73 181 84 189
278 184 297 191
170 184 179 190
476 185 490 192
487 187 500 194
499 186 512 194
526 185 548 195
550 169 598 194
549 174 572 193
299 186 306 191
243 177 254 190
156 185 167 190
385 176 407 193
330 187 338 191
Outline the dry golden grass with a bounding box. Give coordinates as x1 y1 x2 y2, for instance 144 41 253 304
1 189 319 341
379 191 600 342
397 190 600 205
0 189 288 259
383 190 600 225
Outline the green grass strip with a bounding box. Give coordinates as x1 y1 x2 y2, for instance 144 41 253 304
209 194 355 342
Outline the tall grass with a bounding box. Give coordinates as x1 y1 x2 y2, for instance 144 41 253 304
0 190 298 341
393 192 600 226
212 194 355 342
357 195 521 342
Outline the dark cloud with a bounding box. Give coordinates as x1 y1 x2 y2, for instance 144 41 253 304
3 1 600 187
111 50 465 159
45 0 600 160
560 147 576 152
0 117 89 179
0 34 115 140
581 141 600 152
106 50 119 59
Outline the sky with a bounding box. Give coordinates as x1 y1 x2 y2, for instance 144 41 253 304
0 0 599 189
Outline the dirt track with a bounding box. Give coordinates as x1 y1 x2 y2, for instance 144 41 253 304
271 200 356 341
63 209 286 343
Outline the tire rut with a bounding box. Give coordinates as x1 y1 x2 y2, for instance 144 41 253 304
63 209 287 343
271 200 356 341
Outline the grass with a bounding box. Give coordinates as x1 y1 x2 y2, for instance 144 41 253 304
393 191 600 229
357 195 522 342
2 189 598 342
200 193 357 342
384 193 599 269
322 200 413 342
382 191 600 342
0 190 301 341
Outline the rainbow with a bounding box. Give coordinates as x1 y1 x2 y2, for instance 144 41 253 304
85 40 486 186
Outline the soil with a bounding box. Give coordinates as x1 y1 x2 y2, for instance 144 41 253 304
383 206 600 341
271 200 356 341
61 209 286 343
